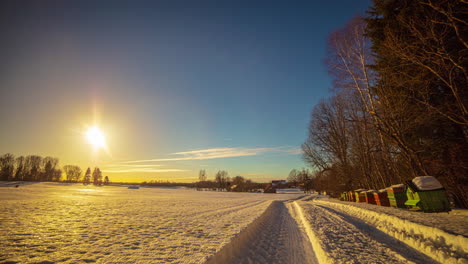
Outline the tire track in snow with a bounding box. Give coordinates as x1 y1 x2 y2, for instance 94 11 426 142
206 201 318 264
182 200 268 218
313 200 468 264
296 201 414 264
314 204 438 264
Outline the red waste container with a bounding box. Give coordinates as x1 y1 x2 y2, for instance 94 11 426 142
374 190 390 206
365 190 377 204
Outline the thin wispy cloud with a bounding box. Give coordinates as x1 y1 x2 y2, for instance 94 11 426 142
103 168 188 173
101 164 180 173
120 146 301 164
279 147 302 155
103 164 163 168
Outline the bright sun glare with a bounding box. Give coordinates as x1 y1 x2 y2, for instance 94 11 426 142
86 126 106 149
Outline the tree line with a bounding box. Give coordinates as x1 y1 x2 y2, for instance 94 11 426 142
287 169 314 193
0 153 109 185
302 0 467 207
196 169 265 192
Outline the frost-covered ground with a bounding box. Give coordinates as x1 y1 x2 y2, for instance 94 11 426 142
0 182 304 264
1 183 467 264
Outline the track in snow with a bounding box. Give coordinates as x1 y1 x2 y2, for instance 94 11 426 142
206 201 318 264
296 201 439 264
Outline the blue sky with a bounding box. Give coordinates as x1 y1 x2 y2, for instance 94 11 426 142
0 0 371 182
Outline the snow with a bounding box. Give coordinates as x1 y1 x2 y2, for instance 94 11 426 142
295 201 420 263
309 197 468 264
0 183 304 264
412 176 444 191
206 201 317 264
1 183 466 263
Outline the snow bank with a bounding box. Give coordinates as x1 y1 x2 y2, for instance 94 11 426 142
313 199 468 264
295 201 412 264
205 201 276 263
293 201 334 264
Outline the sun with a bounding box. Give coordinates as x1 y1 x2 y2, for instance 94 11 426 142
85 126 106 150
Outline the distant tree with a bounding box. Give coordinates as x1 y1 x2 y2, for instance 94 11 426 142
14 156 25 181
42 157 59 181
92 167 102 185
84 167 91 185
52 169 62 182
287 169 299 187
0 153 15 181
231 176 246 192
63 165 82 182
103 176 109 185
215 170 228 191
297 169 314 193
25 155 42 181
198 169 207 182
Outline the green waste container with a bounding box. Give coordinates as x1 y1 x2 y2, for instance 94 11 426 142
354 189 367 203
387 184 407 208
404 176 451 212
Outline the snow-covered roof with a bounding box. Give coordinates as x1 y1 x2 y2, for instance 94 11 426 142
412 176 443 191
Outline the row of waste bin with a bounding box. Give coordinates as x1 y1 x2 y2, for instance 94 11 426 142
340 176 451 212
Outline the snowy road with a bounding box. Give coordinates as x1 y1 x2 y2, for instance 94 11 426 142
207 201 317 264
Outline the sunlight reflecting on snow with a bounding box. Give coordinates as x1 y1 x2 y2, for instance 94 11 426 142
0 183 303 263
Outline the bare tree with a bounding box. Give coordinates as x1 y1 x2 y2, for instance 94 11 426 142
42 157 59 181
198 169 207 182
63 165 82 182
366 0 468 207
0 153 15 181
215 170 228 191
287 169 298 187
25 155 42 181
14 156 25 181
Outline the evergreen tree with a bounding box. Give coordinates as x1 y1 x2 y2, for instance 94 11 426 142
92 167 102 185
84 167 91 185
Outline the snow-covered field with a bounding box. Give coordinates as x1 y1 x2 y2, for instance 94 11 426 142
1 183 467 264
0 183 305 264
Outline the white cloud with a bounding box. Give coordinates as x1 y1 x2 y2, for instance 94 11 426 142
120 146 301 164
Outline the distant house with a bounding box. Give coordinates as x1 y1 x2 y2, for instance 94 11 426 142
271 180 287 188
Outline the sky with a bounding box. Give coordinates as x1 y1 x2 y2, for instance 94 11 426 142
0 0 371 182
